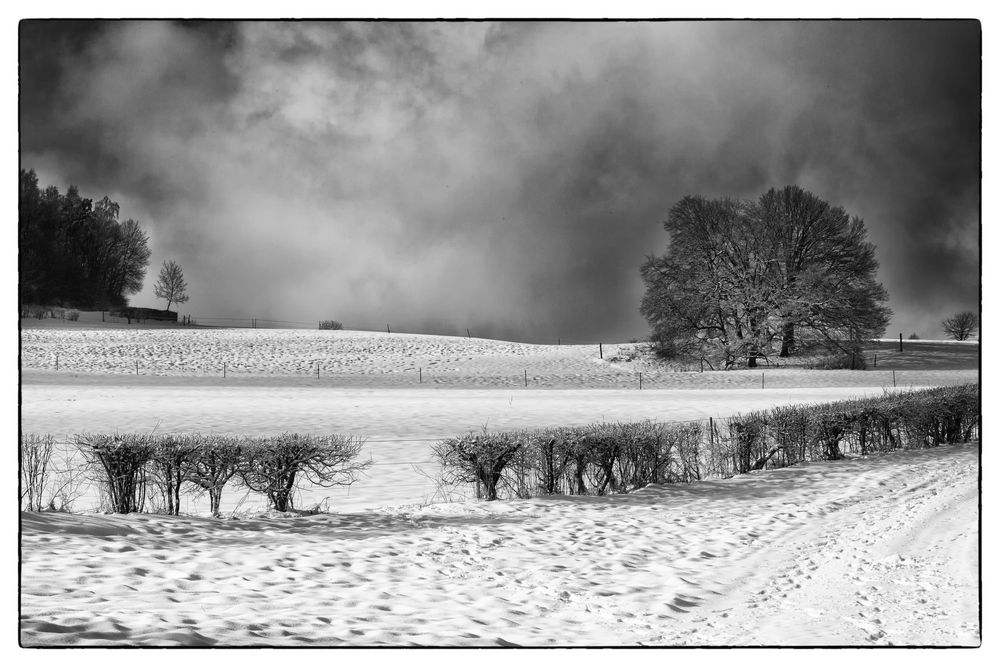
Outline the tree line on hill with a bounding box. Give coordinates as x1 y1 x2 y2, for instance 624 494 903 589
19 169 152 310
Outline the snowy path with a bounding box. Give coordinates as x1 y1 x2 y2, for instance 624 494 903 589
19 442 979 646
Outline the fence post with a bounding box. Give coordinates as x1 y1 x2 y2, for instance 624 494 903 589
709 417 714 450
135 360 139 376
761 372 764 389
55 354 58 371
892 370 896 387
223 363 226 378
387 324 391 334
524 369 528 388
599 342 603 359
899 333 903 352
419 367 422 384
317 363 320 379
639 372 642 390
467 328 471 338
873 352 877 368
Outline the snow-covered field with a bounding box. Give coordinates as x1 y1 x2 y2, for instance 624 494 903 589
20 443 978 646
17 326 981 646
19 327 980 386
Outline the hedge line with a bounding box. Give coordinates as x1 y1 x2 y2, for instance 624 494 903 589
435 384 979 501
21 432 369 515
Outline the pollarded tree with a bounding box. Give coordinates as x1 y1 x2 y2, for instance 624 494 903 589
942 311 978 340
153 260 190 312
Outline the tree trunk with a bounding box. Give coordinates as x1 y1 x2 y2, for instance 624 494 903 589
574 458 587 495
751 446 784 471
209 487 223 517
779 322 795 357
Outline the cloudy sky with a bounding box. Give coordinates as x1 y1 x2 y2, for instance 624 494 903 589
19 20 980 342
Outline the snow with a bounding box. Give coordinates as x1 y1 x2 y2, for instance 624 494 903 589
16 326 981 646
20 443 978 646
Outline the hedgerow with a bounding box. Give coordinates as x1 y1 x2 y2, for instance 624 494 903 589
436 384 978 500
25 432 370 515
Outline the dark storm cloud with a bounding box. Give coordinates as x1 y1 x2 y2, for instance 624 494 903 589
19 20 980 341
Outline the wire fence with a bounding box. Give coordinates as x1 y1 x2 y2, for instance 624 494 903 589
29 347 948 392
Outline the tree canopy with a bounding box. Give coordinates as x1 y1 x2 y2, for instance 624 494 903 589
19 169 151 309
640 186 891 368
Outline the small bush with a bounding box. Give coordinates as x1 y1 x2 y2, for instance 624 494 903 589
319 320 344 330
666 422 704 482
77 433 156 513
434 430 525 501
148 436 200 515
65 310 80 321
237 434 369 511
184 435 243 516
908 332 920 340
20 434 55 511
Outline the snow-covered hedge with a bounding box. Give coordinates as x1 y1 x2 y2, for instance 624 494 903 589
711 383 980 478
436 384 979 500
434 420 703 500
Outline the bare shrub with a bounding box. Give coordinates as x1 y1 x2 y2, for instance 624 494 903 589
613 421 679 491
20 434 55 511
890 385 979 447
319 320 344 330
65 310 80 321
523 429 574 495
575 421 676 495
238 434 369 512
434 430 524 501
726 413 770 474
184 435 244 517
148 436 200 515
77 433 156 513
667 422 704 482
45 442 89 512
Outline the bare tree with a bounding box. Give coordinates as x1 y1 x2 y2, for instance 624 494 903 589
641 187 890 368
153 260 190 312
942 311 978 340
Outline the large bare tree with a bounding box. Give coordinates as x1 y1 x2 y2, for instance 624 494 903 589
641 187 891 368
